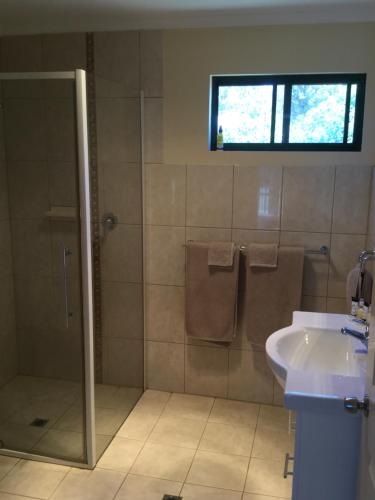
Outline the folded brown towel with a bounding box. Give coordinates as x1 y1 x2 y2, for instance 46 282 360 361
186 241 240 342
346 264 373 310
248 243 278 268
208 241 235 267
246 246 304 348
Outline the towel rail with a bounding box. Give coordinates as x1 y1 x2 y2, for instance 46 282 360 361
183 242 329 256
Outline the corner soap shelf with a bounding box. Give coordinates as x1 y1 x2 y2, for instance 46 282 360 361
45 206 78 221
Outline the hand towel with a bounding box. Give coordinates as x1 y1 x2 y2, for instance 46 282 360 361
248 243 278 268
346 264 373 310
186 241 240 342
246 246 304 348
208 241 235 267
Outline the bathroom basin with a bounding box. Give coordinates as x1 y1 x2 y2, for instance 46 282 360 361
266 311 367 411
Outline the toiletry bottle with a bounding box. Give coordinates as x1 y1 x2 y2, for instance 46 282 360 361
217 126 224 150
351 296 359 316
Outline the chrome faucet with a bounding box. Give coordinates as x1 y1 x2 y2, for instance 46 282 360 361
341 323 369 343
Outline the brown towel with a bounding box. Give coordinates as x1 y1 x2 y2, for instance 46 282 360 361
186 241 240 342
246 246 304 348
208 241 235 267
346 264 373 310
248 243 278 268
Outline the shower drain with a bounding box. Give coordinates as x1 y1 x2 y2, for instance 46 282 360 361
30 418 49 428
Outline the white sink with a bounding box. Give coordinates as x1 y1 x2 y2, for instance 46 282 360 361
266 311 367 410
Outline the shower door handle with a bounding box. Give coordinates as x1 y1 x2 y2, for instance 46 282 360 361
62 246 72 329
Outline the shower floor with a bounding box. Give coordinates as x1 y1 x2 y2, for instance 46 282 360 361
0 375 142 461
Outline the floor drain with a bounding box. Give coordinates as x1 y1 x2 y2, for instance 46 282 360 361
163 496 182 500
30 418 49 428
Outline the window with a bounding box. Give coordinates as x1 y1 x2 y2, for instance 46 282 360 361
209 73 366 151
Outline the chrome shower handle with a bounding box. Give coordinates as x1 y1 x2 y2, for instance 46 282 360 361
62 246 72 329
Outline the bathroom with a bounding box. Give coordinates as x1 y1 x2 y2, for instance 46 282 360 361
0 1 374 499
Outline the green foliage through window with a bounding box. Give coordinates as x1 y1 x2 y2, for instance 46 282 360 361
210 74 366 151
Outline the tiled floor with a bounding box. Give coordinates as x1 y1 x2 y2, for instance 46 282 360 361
0 389 294 499
0 376 142 461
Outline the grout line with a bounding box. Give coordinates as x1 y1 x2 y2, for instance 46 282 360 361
241 404 261 496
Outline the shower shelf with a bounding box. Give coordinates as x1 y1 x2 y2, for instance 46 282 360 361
45 206 78 221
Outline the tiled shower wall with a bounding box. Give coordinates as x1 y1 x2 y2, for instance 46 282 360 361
0 74 17 387
144 163 374 405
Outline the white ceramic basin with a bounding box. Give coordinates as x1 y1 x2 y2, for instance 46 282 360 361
266 312 367 391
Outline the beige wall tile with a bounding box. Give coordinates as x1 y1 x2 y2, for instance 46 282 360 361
281 166 335 232
181 484 242 500
367 167 375 235
96 98 140 163
0 276 15 332
4 99 46 161
101 224 142 283
233 166 282 230
146 225 185 285
131 442 195 482
12 219 52 277
199 421 255 456
332 165 372 234
0 329 17 387
186 450 249 491
42 33 86 71
146 341 184 392
327 297 348 314
1 35 42 71
328 233 366 298
102 281 143 339
51 468 125 500
146 164 186 226
102 163 142 224
103 338 144 387
187 165 233 228
186 226 232 242
94 31 140 98
232 229 280 246
14 277 53 331
245 458 292 498
45 98 76 162
272 381 285 406
301 295 327 313
0 220 13 277
144 98 164 164
48 161 78 207
116 474 181 500
163 393 214 421
228 350 274 405
148 415 205 449
8 161 49 219
280 231 330 296
146 284 185 343
140 31 164 97
185 345 228 398
0 157 9 219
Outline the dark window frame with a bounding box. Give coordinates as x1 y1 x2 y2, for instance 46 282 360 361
209 73 366 152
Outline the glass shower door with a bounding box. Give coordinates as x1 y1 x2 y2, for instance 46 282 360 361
0 71 94 466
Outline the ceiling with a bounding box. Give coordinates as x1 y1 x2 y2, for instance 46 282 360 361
0 0 374 35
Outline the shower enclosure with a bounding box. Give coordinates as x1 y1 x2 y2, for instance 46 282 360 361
0 70 143 468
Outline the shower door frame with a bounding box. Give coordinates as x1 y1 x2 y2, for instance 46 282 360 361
0 69 96 469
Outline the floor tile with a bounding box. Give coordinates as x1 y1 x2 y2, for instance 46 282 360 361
0 456 18 481
186 450 249 491
97 437 143 472
199 422 255 456
116 409 159 442
51 468 125 500
252 426 294 461
163 393 214 421
243 494 287 500
258 405 290 431
0 423 47 451
134 390 170 414
131 442 195 482
32 429 84 460
148 415 206 449
209 399 259 427
245 458 292 498
0 460 69 499
181 483 242 499
115 474 182 500
0 493 37 499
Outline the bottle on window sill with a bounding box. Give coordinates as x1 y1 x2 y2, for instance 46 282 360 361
217 125 224 150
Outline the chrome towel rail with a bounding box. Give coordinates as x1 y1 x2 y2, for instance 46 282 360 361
183 243 329 256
